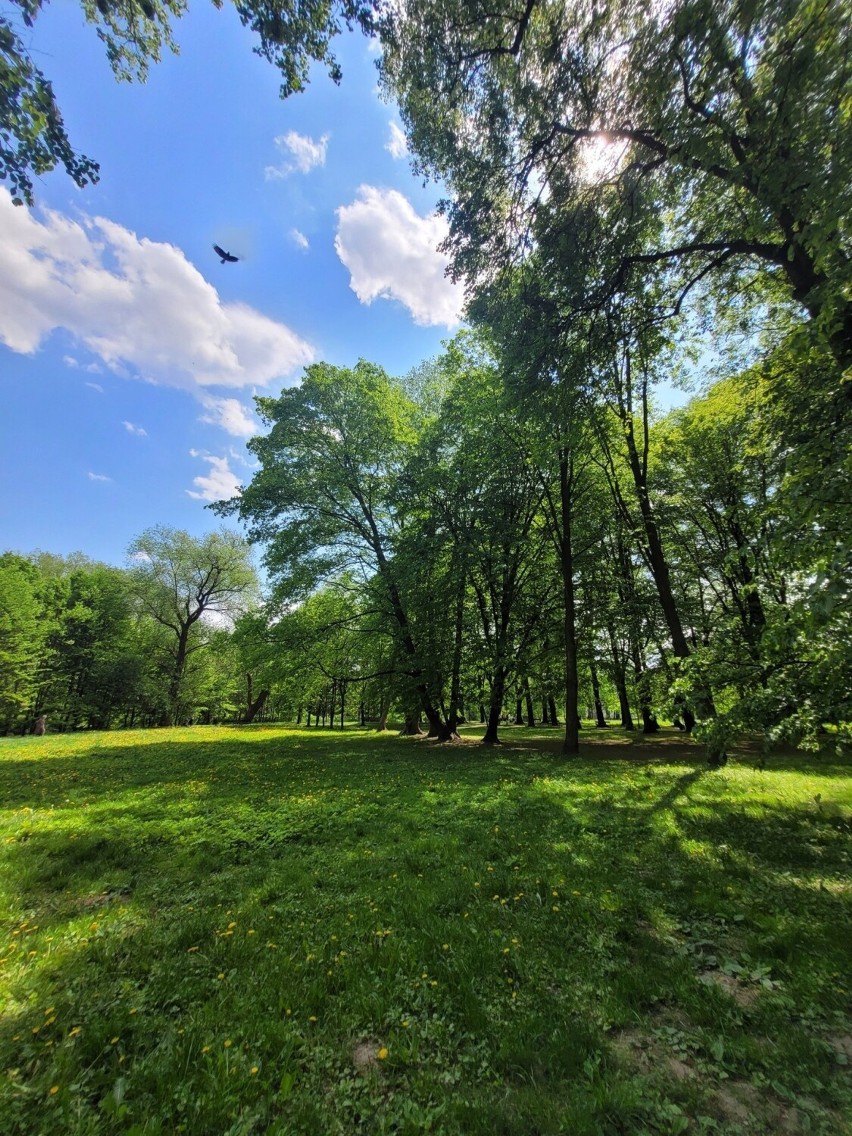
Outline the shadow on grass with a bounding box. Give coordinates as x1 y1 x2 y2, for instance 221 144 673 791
1 727 850 1134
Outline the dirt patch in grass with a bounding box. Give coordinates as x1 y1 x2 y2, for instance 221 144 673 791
708 1081 812 1134
609 1011 697 1082
352 1040 385 1075
75 887 131 911
827 1033 852 1063
699 969 760 1008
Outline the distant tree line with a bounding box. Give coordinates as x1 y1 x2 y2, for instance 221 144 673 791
0 527 256 733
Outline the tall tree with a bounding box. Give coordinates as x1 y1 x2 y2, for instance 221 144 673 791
220 360 456 738
419 338 549 745
127 526 257 725
383 0 851 378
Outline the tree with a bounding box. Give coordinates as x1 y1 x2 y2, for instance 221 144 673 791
382 0 852 377
1 0 379 205
220 360 458 739
651 358 851 752
37 561 142 730
0 553 46 730
126 526 257 725
414 335 550 745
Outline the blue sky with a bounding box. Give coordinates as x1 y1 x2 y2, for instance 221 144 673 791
1 3 463 565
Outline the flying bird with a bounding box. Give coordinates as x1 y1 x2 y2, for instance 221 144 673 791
213 244 239 264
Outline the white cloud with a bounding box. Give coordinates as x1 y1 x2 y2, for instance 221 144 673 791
265 131 329 179
187 451 242 503
386 121 408 159
85 381 104 393
334 186 464 327
65 355 102 374
88 471 111 482
199 395 257 438
122 420 147 436
0 189 314 418
289 228 310 251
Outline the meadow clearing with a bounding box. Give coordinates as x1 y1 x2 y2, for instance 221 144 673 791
0 725 850 1135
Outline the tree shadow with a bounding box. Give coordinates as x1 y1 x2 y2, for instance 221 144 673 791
0 728 848 1132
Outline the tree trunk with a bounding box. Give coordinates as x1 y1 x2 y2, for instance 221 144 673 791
590 660 608 728
446 572 466 733
482 667 507 746
630 640 658 733
607 626 634 730
400 714 423 736
376 699 389 731
524 678 535 727
514 697 524 725
166 623 191 726
556 454 580 755
243 686 270 725
548 694 560 728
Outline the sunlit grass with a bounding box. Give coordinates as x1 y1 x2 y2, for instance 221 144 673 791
1 726 850 1134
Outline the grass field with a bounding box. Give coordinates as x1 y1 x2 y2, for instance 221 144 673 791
0 725 850 1135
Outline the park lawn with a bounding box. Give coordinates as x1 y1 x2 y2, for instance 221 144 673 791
0 726 850 1135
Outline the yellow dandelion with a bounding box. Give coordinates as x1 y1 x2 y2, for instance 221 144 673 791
224 1039 232 1048
377 1047 389 1060
201 1045 211 1054
308 1015 317 1022
250 1066 259 1075
49 1085 59 1095
110 1037 119 1044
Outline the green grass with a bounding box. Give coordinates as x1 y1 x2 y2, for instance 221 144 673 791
0 725 850 1135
